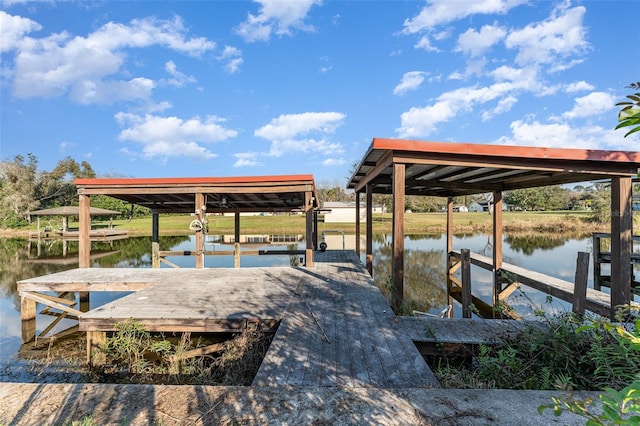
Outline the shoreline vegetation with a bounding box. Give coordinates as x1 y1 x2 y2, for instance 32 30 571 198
0 211 624 238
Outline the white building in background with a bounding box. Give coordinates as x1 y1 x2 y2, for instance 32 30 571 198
323 202 385 223
469 201 509 212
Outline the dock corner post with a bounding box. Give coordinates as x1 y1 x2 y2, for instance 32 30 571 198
195 193 205 269
87 331 106 367
492 191 503 316
365 183 373 276
446 197 454 308
461 249 472 318
21 295 36 343
234 212 241 268
392 163 405 312
610 176 632 317
152 211 160 268
305 191 314 267
78 193 91 268
355 191 361 256
313 209 319 251
572 251 590 318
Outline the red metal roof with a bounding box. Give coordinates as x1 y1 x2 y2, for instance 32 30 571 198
372 138 640 163
75 174 315 186
75 174 318 213
348 138 640 196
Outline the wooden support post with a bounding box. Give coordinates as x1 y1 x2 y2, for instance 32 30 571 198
492 191 503 317
195 193 205 269
461 249 472 319
21 296 36 343
305 191 314 267
152 212 160 268
446 197 453 257
592 233 602 290
392 163 405 312
234 212 241 268
572 252 590 317
611 177 632 317
366 183 373 276
234 242 241 269
446 197 455 311
313 210 319 251
355 191 361 256
78 194 91 268
87 331 106 367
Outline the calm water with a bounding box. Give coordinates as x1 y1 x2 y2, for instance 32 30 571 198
1 232 636 369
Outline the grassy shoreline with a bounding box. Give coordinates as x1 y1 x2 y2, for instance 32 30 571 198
0 211 617 238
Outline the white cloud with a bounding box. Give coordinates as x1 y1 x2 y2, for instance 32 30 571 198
393 71 427 95
481 95 517 121
564 81 594 93
0 10 41 52
233 152 261 167
494 119 637 151
560 91 616 120
218 45 243 74
403 0 525 50
322 158 346 166
70 77 155 105
505 4 588 67
403 0 525 33
455 24 506 57
255 111 345 157
164 60 196 87
7 13 214 103
397 81 528 137
235 0 322 43
59 141 75 152
115 113 238 160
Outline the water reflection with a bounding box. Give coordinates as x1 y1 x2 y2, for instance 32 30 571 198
505 232 591 256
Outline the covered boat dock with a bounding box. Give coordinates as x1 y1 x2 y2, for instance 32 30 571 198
348 138 640 318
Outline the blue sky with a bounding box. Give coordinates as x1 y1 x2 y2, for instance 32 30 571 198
1 0 639 185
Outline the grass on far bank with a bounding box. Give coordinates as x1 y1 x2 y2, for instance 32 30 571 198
13 210 613 237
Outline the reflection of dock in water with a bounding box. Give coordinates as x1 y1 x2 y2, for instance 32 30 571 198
29 229 129 241
26 250 120 265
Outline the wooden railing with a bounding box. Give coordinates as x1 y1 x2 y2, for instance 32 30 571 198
592 232 640 295
447 249 622 319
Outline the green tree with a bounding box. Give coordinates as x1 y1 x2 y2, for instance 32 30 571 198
39 157 96 208
615 81 640 138
504 186 569 211
0 154 40 227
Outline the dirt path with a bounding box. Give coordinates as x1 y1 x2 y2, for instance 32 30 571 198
0 383 599 425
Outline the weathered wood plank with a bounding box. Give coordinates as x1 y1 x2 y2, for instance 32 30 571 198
21 251 439 388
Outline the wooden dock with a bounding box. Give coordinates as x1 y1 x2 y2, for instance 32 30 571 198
18 250 440 388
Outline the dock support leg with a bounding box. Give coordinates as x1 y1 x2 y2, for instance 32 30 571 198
461 249 472 318
391 163 405 312
21 296 36 343
492 191 503 317
355 192 360 256
87 331 106 367
152 212 160 268
366 184 373 276
610 176 632 317
305 191 314 267
572 252 590 318
234 242 241 268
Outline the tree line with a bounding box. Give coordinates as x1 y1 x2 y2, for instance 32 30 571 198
0 154 633 229
0 154 148 228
